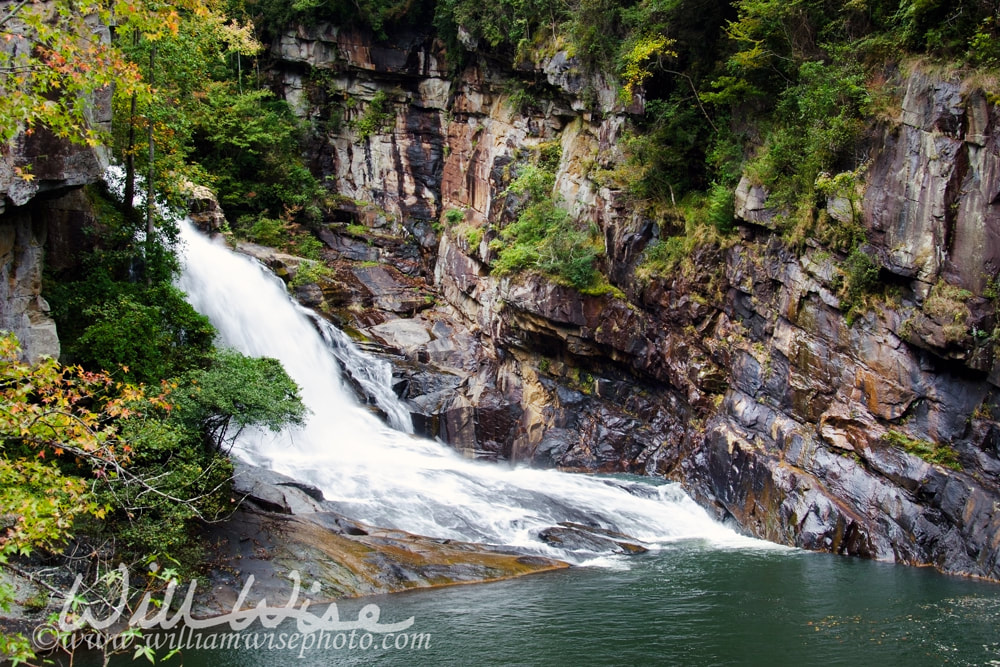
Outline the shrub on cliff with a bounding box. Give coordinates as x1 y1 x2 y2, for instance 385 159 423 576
492 163 601 290
493 198 600 290
882 429 961 470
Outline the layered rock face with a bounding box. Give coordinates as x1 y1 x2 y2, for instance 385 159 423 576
268 30 1000 579
0 128 109 361
0 2 112 361
269 24 690 472
695 74 1000 577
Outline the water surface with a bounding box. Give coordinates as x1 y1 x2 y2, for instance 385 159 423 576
89 543 1000 666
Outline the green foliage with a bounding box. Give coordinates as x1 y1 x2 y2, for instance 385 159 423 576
293 233 325 260
838 246 881 325
637 193 731 280
73 287 215 384
190 90 324 225
0 330 305 585
814 168 867 251
506 163 555 200
231 212 326 259
0 628 34 666
243 214 290 246
882 430 961 470
493 154 603 289
923 279 973 343
925 280 974 319
494 163 601 290
564 0 627 69
290 260 333 288
0 0 190 149
252 0 430 40
112 7 271 215
0 333 158 563
108 11 324 231
465 226 483 248
691 0 998 248
620 34 677 101
46 190 215 384
444 208 466 226
612 93 718 203
538 141 563 172
353 91 395 139
968 17 1000 66
38 187 305 575
97 418 234 569
434 0 555 54
745 60 870 223
641 234 690 277
896 0 997 54
705 181 734 232
506 81 539 113
173 349 308 449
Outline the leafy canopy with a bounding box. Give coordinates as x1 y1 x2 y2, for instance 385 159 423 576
0 333 161 562
0 0 229 148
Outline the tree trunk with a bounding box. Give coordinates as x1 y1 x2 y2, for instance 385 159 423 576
145 45 156 285
123 29 139 213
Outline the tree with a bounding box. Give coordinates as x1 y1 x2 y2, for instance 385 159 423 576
73 285 216 385
172 349 308 449
112 5 261 213
0 332 307 662
0 0 176 149
0 333 150 564
0 330 161 664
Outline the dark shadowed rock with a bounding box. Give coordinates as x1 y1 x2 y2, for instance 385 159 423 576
538 523 648 555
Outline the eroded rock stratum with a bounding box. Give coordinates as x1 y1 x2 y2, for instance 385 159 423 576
265 26 1000 580
3 21 998 582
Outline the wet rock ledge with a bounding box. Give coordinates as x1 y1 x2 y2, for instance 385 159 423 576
194 462 567 615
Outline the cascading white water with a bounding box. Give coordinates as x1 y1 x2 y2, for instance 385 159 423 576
308 311 413 433
175 219 759 562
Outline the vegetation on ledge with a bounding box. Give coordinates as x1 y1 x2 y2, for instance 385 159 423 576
492 151 602 291
882 430 961 471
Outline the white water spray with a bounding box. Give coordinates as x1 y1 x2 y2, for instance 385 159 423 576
175 219 757 561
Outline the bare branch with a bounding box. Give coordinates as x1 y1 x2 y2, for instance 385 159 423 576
3 563 69 598
0 0 32 29
662 68 718 133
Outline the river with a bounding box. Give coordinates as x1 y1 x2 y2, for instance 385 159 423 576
86 541 1000 665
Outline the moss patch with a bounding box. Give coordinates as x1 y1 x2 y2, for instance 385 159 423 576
881 430 960 470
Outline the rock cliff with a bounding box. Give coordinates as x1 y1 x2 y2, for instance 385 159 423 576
0 128 109 361
0 4 113 361
267 27 1000 580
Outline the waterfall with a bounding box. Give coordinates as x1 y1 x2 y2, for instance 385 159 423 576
175 219 756 562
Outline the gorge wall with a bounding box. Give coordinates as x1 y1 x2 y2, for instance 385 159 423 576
0 5 112 363
264 26 1000 580
0 129 108 362
2 19 998 583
